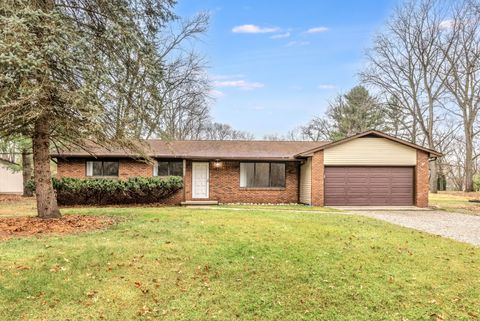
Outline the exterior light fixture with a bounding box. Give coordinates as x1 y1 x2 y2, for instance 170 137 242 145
213 159 222 168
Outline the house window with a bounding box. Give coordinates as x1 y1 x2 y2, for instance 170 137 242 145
154 160 183 176
86 161 119 177
240 162 286 188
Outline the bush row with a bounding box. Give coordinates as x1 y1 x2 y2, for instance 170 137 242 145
28 176 183 205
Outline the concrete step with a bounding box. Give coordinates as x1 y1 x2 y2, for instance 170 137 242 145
180 200 219 206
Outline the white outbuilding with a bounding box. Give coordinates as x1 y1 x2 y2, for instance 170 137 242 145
0 159 23 194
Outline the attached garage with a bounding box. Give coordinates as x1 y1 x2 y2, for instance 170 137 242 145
296 130 441 208
324 166 414 206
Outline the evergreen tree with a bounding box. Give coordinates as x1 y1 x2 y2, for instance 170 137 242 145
0 0 176 218
327 86 384 140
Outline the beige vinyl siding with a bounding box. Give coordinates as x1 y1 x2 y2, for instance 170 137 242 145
299 157 312 204
0 163 23 194
324 138 417 165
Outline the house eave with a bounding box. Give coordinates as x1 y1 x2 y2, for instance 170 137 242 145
51 154 302 162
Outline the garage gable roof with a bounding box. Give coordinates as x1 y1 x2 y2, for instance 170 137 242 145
295 130 442 157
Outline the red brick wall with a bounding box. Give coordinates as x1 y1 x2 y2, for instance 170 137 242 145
57 158 154 179
185 160 299 204
415 150 429 208
57 158 85 179
310 151 324 206
119 159 152 178
56 158 300 205
161 187 185 205
184 160 192 201
56 158 184 205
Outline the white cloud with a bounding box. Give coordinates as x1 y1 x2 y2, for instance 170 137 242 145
209 89 225 98
306 26 329 33
270 32 291 39
286 40 310 47
318 84 337 90
214 80 265 90
232 24 279 34
439 19 454 30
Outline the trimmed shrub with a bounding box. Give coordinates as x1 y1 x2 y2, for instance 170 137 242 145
28 176 183 205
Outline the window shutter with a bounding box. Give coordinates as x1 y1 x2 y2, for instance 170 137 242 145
86 161 93 176
153 161 158 176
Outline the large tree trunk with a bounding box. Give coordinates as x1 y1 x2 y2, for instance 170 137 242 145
429 159 438 193
427 133 438 193
32 115 61 218
21 148 33 197
464 125 474 192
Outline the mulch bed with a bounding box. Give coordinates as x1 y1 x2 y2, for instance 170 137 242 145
0 215 116 240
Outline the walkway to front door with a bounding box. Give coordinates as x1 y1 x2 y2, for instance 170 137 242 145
192 162 209 199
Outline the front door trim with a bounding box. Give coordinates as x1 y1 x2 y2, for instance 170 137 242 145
192 162 209 199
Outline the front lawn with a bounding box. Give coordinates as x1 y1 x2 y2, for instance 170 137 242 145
430 191 480 215
0 195 36 217
0 204 478 320
217 203 338 212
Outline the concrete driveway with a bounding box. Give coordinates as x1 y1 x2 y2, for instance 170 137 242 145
343 208 480 246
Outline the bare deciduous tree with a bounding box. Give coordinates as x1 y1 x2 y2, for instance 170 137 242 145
440 0 480 191
149 55 211 140
202 122 254 140
361 0 452 192
301 117 333 141
99 13 210 141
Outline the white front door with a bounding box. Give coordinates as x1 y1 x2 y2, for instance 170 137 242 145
192 162 209 199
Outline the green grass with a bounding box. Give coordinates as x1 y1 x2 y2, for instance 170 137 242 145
0 196 37 217
430 192 480 215
0 205 479 321
218 203 339 212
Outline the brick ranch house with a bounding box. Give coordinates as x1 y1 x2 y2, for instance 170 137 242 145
52 130 441 207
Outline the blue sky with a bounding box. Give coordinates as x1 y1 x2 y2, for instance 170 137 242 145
176 0 398 137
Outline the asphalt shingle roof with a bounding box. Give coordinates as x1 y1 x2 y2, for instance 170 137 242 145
51 140 330 160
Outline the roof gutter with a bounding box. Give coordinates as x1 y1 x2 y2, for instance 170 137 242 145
51 155 302 161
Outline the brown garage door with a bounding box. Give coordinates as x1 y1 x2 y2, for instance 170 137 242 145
324 166 414 206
